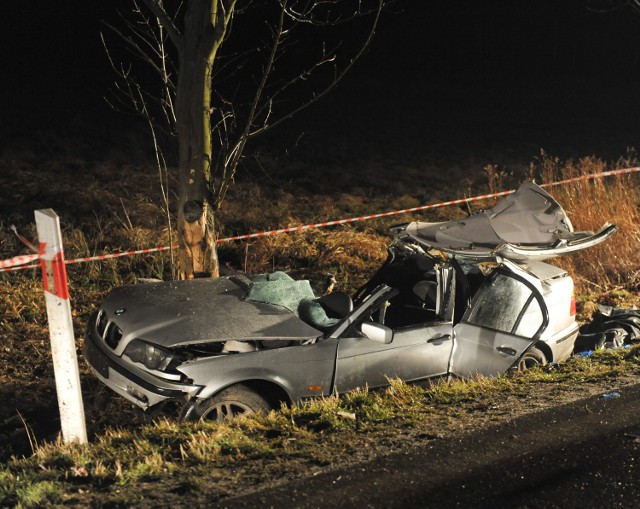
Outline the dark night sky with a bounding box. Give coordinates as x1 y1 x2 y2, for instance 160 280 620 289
1 1 639 162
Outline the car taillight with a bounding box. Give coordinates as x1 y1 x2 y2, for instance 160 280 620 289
570 291 576 317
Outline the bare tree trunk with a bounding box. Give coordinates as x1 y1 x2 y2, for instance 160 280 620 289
175 0 234 279
113 0 382 278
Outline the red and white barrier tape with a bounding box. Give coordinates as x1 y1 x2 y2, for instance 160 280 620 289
211 166 640 242
215 189 515 243
540 167 640 189
0 254 41 269
2 166 638 273
65 245 178 266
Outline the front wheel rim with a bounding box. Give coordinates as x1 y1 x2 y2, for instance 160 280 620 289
200 400 255 422
517 353 543 371
520 357 537 370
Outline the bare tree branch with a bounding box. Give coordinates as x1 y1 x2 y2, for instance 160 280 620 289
139 0 184 51
103 21 173 86
213 1 289 207
281 0 385 25
248 0 384 138
587 0 640 12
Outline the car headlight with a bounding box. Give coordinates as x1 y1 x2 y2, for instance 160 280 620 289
123 339 180 372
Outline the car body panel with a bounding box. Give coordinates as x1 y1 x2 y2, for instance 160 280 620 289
543 325 580 364
494 224 616 261
449 323 537 378
177 338 339 401
335 322 453 391
404 182 616 262
449 265 547 377
497 258 579 364
83 329 202 409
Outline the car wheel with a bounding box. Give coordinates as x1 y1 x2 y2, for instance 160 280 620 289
515 346 547 371
189 385 271 422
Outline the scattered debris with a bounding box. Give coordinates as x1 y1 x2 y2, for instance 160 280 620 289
575 305 640 353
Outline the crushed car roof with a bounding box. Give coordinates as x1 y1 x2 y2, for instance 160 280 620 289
403 182 616 262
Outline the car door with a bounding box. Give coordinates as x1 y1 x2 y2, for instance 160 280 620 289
449 268 548 378
334 323 453 392
332 277 454 393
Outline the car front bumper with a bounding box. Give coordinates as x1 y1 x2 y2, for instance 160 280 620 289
83 327 201 410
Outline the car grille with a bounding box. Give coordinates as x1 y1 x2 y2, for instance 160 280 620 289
96 310 108 336
96 310 123 350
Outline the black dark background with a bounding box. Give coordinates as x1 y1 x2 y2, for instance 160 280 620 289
1 1 639 164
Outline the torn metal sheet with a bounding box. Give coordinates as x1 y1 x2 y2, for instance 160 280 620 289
404 182 616 261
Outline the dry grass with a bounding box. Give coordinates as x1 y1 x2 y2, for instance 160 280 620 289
526 153 640 303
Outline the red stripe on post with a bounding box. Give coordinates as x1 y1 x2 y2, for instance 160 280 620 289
39 242 70 300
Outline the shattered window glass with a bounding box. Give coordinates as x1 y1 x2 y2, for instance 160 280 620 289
465 273 533 334
514 298 543 337
245 272 316 316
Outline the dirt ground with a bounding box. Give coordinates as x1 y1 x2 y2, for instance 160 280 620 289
223 379 640 509
190 373 640 507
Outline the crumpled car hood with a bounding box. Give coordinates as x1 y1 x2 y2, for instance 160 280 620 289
404 182 615 261
100 276 322 349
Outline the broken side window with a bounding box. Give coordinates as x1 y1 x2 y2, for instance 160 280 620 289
464 272 543 336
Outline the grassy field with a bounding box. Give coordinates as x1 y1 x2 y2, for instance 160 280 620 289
3 349 640 507
1 126 639 506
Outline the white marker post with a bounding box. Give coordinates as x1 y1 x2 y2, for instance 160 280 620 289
35 209 88 444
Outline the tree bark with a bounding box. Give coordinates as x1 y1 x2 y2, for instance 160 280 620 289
175 0 234 278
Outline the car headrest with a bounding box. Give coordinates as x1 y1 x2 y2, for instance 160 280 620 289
316 291 354 319
413 280 437 304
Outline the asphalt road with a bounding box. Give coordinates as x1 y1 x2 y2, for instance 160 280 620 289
223 384 640 508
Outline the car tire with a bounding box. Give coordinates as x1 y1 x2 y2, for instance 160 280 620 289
187 384 271 422
515 346 547 371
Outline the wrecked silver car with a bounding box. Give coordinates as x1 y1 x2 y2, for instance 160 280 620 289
83 182 616 421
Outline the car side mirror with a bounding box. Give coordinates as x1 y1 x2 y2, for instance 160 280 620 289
361 322 393 344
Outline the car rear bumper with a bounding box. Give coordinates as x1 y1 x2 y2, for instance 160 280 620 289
83 327 201 410
546 324 580 363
